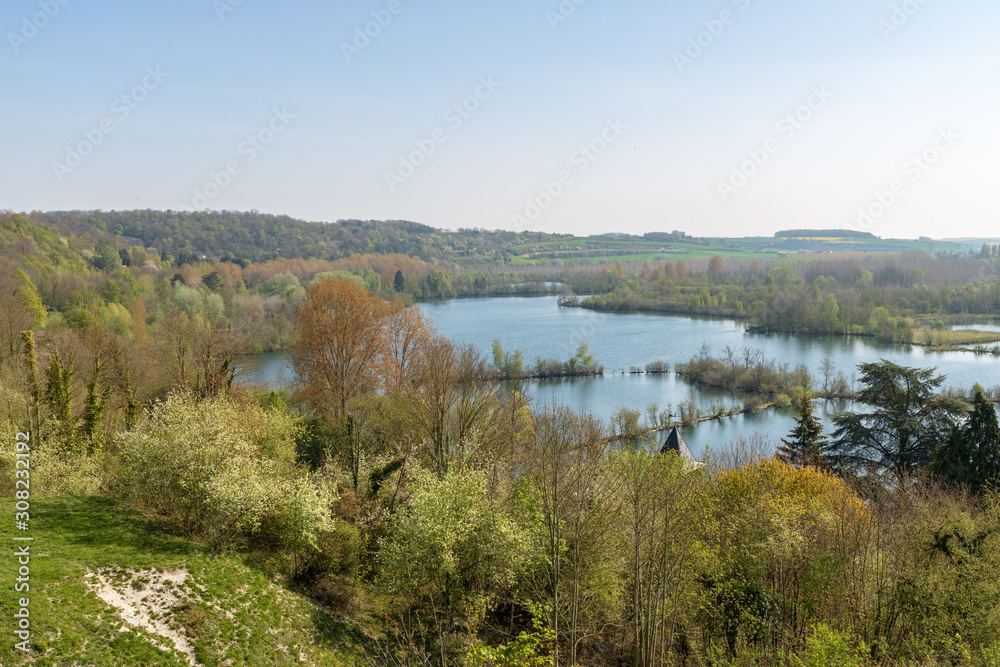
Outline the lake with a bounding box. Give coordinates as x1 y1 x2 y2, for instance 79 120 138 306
247 296 1000 460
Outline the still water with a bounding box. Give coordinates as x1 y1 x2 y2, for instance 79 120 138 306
248 297 1000 460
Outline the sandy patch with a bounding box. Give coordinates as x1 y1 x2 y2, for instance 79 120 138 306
85 567 199 666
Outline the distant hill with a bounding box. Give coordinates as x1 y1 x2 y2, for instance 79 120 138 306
24 210 572 266
5 209 973 273
775 229 877 239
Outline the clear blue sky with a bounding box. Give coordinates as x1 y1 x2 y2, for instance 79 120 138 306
2 0 998 238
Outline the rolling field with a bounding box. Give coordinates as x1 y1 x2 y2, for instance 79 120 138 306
505 234 960 265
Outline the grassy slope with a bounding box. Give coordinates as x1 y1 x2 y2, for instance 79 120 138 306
0 496 368 666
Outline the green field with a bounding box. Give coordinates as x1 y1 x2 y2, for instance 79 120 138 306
504 233 961 265
507 237 784 264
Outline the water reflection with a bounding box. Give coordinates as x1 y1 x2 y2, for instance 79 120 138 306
245 296 1000 457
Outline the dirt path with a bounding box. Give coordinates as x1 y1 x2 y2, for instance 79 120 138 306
86 567 199 666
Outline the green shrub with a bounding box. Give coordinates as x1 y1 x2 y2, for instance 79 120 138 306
292 519 363 609
796 623 869 667
300 520 362 580
379 467 528 622
466 625 555 667
0 420 103 496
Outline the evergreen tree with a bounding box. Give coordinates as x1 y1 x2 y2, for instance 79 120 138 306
777 395 828 467
203 271 224 292
932 425 975 489
969 391 1000 493
393 269 405 292
938 391 1000 494
828 360 965 483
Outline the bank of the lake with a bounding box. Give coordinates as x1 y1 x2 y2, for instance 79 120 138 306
247 296 1000 459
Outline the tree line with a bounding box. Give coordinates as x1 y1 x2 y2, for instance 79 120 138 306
569 253 1000 345
26 209 572 266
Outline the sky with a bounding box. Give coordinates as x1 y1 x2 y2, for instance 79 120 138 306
2 0 998 239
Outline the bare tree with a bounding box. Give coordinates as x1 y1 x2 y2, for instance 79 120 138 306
415 335 458 476
291 276 391 422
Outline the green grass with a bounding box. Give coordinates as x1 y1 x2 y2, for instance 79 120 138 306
0 496 368 666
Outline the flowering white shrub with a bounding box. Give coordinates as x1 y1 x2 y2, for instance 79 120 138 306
272 475 336 552
115 392 329 551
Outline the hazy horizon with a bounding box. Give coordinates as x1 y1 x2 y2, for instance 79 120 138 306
4 0 998 239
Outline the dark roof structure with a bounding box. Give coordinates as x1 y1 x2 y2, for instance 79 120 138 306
660 427 699 466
